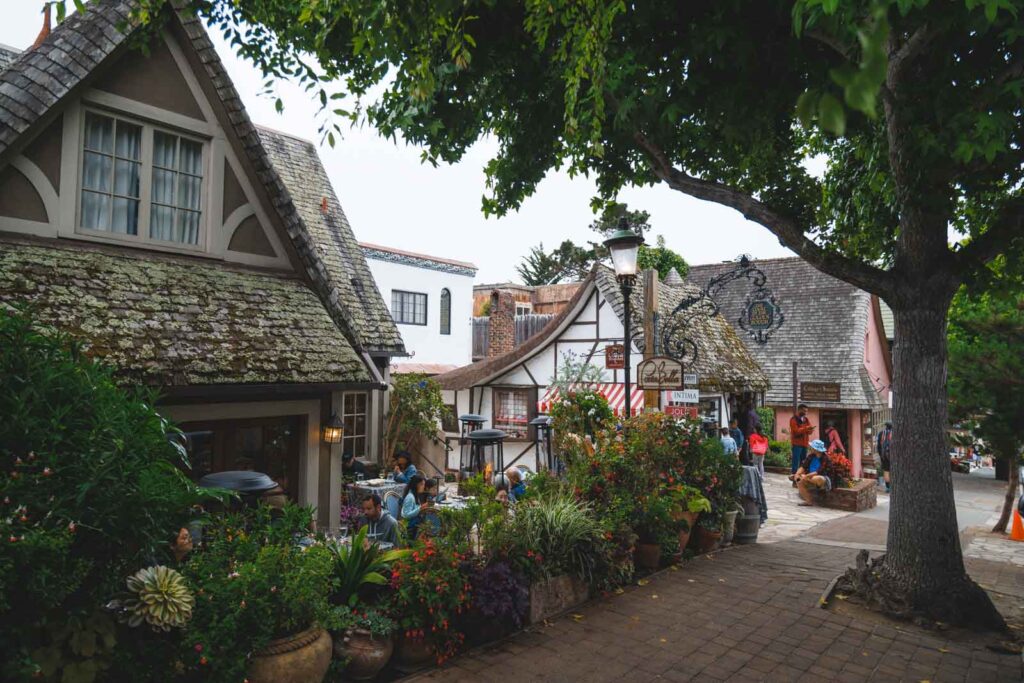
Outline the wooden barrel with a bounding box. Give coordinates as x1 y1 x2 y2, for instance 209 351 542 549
734 496 760 544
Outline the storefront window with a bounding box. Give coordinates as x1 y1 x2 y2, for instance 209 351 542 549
699 397 720 436
493 389 530 439
342 392 368 459
181 416 301 498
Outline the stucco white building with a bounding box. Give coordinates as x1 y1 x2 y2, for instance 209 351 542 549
360 243 477 374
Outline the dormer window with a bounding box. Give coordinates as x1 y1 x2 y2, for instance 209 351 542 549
78 109 206 248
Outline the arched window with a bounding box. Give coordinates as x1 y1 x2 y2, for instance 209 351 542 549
440 288 451 335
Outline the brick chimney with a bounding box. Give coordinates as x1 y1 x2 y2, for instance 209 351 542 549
487 290 516 358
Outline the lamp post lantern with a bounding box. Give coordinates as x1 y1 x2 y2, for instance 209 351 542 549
604 217 644 419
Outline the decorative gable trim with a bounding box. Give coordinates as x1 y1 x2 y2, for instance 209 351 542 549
362 243 477 277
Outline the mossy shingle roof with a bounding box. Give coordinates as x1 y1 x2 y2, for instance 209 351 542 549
0 236 370 386
258 128 404 354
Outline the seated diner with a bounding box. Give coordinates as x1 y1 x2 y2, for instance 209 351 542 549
392 452 418 483
359 493 399 546
399 474 428 540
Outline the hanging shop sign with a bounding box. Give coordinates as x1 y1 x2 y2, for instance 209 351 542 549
665 405 699 419
800 382 841 403
637 356 684 389
683 373 698 386
605 344 625 369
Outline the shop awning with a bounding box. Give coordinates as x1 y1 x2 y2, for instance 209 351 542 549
538 383 646 417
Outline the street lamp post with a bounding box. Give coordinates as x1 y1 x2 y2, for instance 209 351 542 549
604 217 644 419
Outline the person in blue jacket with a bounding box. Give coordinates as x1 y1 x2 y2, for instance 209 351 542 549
392 452 418 483
399 474 427 539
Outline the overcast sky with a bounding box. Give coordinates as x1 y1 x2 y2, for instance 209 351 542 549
1 4 795 282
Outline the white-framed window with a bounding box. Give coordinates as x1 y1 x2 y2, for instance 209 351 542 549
78 109 206 247
440 288 451 335
342 392 368 459
515 302 533 316
391 290 427 325
493 388 531 440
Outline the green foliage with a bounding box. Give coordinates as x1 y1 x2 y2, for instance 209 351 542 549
756 408 776 436
386 540 471 664
548 384 615 448
765 446 792 469
948 262 1024 466
0 309 215 682
328 527 411 607
638 235 690 281
176 505 335 682
549 350 607 393
383 374 451 459
516 240 596 286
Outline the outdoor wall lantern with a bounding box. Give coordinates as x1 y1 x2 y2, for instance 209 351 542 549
323 413 344 444
604 217 644 417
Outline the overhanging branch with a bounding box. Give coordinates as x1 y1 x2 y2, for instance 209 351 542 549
633 132 894 297
955 197 1024 273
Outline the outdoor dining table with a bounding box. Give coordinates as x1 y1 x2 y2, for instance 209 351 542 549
739 465 768 523
435 494 475 511
348 478 405 499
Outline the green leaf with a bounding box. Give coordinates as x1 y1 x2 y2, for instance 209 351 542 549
818 93 846 135
274 98 283 113
795 90 817 128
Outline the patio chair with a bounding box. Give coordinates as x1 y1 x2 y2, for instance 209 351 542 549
382 490 402 521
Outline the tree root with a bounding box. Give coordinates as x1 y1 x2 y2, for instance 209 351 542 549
834 550 1008 632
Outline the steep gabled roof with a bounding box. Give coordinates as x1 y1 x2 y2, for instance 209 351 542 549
0 1 402 363
437 265 767 392
688 257 884 409
259 128 405 354
0 44 19 72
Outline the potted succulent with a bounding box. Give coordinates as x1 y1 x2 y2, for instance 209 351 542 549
332 605 396 681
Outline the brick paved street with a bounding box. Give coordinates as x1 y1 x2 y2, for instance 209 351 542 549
412 541 1023 682
411 472 1024 682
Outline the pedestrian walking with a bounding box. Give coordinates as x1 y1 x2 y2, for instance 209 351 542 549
788 404 815 476
876 422 893 493
729 418 747 465
720 428 739 457
748 425 769 481
825 421 846 455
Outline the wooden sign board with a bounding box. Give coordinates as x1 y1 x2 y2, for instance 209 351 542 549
637 356 684 389
605 344 625 369
800 382 841 403
665 405 699 419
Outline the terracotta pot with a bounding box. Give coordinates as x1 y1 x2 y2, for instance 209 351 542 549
334 628 393 681
394 633 434 672
635 542 661 570
721 510 740 546
693 526 722 554
247 627 332 683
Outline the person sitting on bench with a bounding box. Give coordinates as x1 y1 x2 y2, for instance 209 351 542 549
790 439 831 505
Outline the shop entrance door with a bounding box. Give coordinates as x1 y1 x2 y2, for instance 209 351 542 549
819 410 849 454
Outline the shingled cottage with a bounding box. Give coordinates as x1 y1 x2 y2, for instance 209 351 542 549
0 1 405 528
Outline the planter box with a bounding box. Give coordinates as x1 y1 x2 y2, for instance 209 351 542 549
819 479 877 512
765 465 791 475
527 575 589 625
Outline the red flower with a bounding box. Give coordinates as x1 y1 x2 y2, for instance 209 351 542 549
199 657 208 666
194 644 203 653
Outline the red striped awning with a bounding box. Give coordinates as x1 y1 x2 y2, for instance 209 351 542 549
538 383 645 417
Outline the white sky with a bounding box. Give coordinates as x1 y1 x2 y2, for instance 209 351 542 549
0 3 795 282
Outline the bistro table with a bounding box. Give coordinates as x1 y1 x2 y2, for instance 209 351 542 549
739 465 768 523
348 478 405 499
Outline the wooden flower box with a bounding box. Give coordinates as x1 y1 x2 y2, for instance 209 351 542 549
819 479 877 512
527 575 589 625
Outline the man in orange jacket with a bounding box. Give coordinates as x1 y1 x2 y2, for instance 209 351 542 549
789 404 816 474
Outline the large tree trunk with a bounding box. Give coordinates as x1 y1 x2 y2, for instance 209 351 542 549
844 300 1005 629
992 449 1020 534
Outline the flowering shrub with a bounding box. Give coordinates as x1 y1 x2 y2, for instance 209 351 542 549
824 451 853 488
386 539 471 665
176 506 335 682
549 388 615 460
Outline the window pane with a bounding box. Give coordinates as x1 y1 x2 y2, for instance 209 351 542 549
177 174 201 210
113 159 140 197
81 191 110 230
84 113 113 153
179 139 202 175
354 393 367 413
152 168 175 204
111 197 139 235
440 289 451 334
115 122 141 160
153 131 177 169
150 204 174 241
82 151 111 192
174 210 200 245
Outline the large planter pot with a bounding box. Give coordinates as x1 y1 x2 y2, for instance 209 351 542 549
721 510 740 546
676 511 699 551
394 633 434 672
527 574 590 625
635 542 661 571
692 527 722 554
333 628 393 681
247 627 332 683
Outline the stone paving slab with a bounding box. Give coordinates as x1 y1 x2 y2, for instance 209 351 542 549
757 473 852 544
411 542 1024 682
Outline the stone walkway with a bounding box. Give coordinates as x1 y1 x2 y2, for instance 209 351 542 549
412 541 1023 682
757 473 862 544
